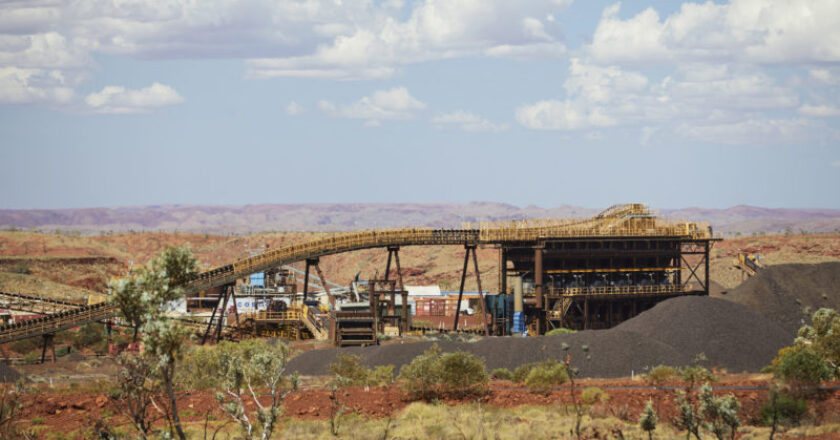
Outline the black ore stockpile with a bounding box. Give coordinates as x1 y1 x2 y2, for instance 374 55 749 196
613 296 791 373
725 262 840 335
286 296 791 378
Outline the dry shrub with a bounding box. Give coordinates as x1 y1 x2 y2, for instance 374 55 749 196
646 365 678 385
523 361 568 393
581 387 609 405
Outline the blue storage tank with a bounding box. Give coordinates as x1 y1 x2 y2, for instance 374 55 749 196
484 294 514 335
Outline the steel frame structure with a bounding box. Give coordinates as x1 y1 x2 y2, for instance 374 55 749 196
498 236 714 333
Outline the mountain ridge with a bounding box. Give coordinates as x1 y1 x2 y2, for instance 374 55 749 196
1 203 839 236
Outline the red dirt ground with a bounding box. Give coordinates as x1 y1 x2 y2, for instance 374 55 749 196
15 378 840 438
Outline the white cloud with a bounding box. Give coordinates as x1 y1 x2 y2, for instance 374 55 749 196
319 87 425 125
431 110 508 132
809 68 840 86
516 99 615 130
832 160 840 168
84 82 184 114
0 0 575 107
589 0 840 66
246 0 572 79
674 118 817 145
514 1 840 145
0 32 90 70
0 67 75 105
798 105 840 118
285 101 305 115
515 57 816 144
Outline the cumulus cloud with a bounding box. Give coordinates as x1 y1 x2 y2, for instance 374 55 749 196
246 0 572 79
319 87 425 125
809 68 840 86
516 1 840 145
285 101 305 115
0 67 75 105
0 0 575 107
515 56 818 144
516 99 615 130
798 105 840 118
84 82 184 114
431 110 508 132
589 0 840 65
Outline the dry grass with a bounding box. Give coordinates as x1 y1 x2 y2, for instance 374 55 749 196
271 402 686 440
0 272 100 301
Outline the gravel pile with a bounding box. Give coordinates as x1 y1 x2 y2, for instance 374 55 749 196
614 296 791 373
286 296 792 378
725 262 840 335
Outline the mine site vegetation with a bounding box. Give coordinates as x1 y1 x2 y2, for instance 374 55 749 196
0 204 840 439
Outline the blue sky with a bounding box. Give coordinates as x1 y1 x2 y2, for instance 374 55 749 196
1 0 839 210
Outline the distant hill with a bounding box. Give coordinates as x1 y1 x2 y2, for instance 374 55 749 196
1 203 839 236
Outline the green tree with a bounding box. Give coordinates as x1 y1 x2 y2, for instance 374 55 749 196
797 308 840 377
771 345 832 393
74 322 105 349
207 340 291 440
110 276 149 342
761 388 807 437
109 246 198 440
674 389 702 440
698 383 740 440
639 399 658 440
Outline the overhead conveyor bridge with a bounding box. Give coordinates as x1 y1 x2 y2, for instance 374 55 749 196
186 205 711 294
0 204 714 344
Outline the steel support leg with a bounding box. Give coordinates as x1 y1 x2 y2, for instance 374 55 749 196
452 245 472 331
384 249 393 280
535 247 544 335
471 246 490 337
401 291 409 335
201 287 227 345
393 247 404 291
303 259 314 303
704 241 710 295
230 289 242 340
584 296 590 330
214 286 232 343
314 262 334 309
40 334 55 364
500 248 508 294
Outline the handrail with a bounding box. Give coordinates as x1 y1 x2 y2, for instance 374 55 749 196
545 284 687 296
